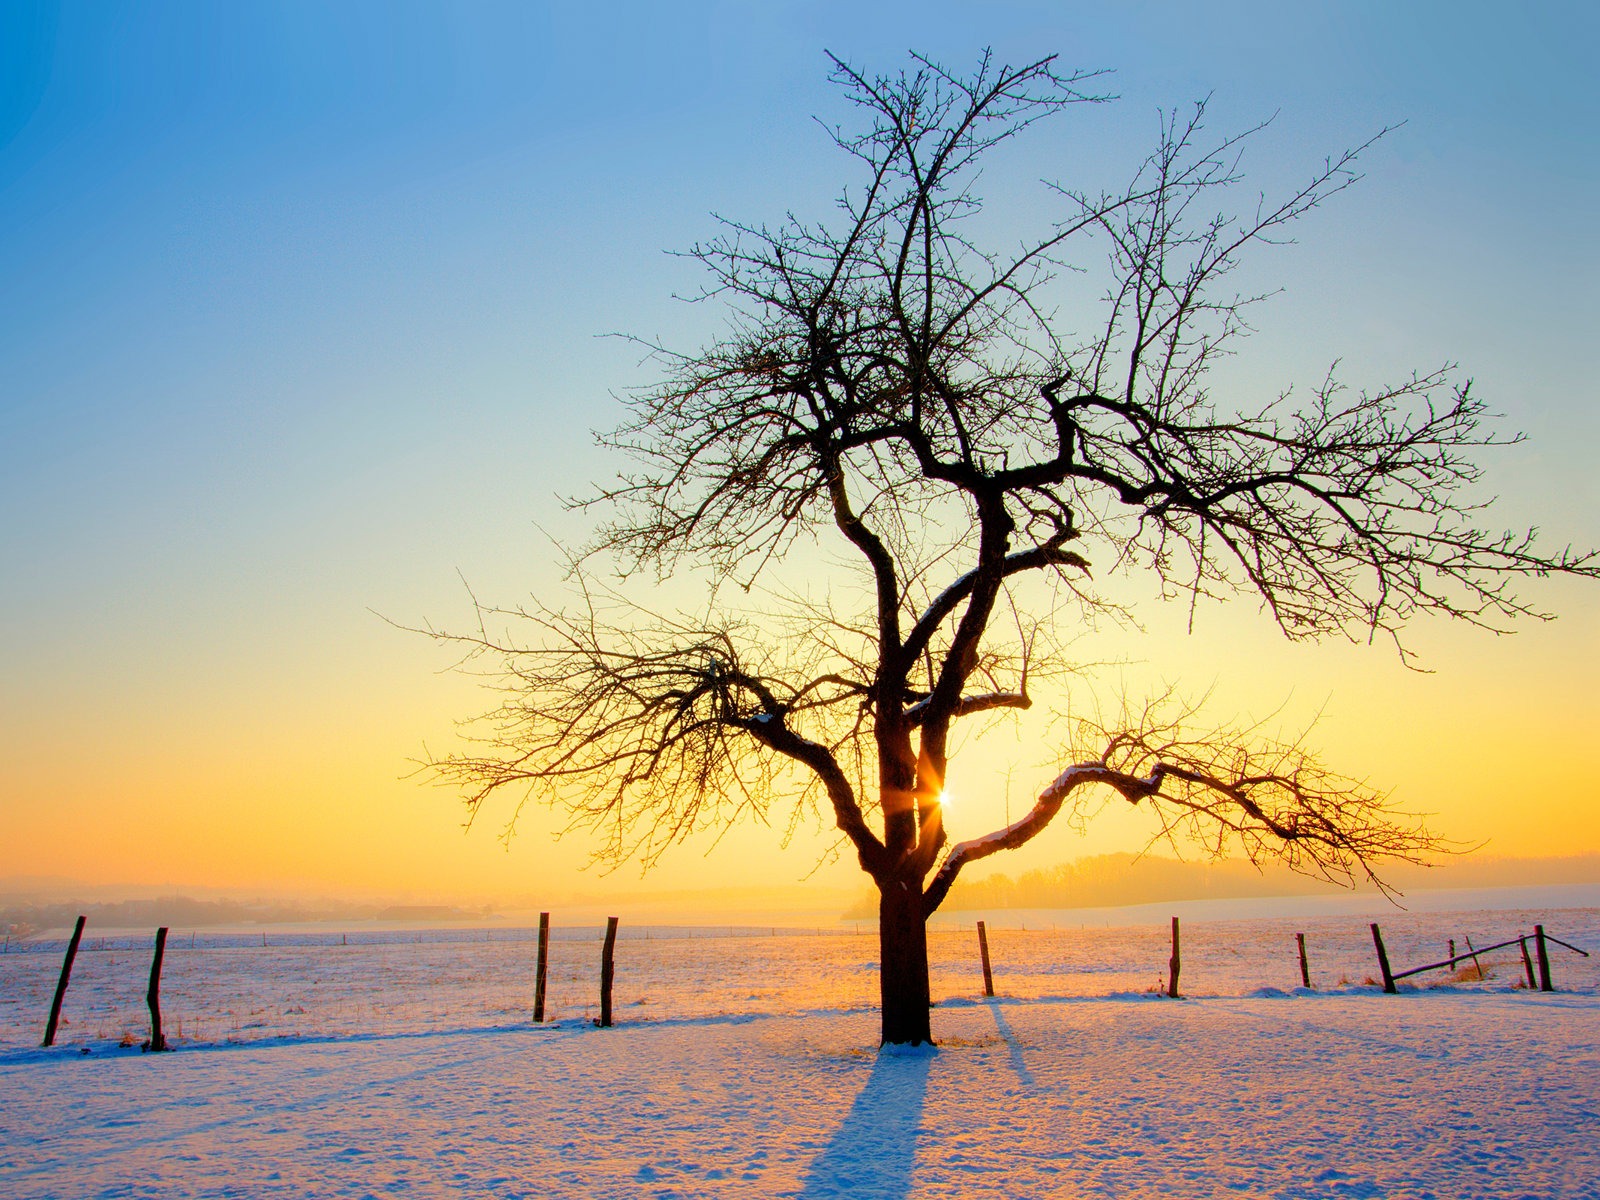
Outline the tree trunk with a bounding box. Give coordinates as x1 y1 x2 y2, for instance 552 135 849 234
878 877 933 1045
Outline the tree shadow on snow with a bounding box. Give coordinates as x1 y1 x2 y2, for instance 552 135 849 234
797 1047 933 1199
984 1000 1038 1091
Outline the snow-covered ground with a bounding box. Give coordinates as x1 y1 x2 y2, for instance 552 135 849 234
5 902 1594 1045
2 902 1596 1197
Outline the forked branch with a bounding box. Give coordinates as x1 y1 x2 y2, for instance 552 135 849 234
419 595 886 874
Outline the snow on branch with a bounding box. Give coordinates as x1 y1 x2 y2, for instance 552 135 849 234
905 690 1031 726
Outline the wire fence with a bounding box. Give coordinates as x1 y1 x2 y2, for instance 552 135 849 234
3 906 1595 1051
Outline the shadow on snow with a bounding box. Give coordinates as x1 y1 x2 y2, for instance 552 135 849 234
796 1045 934 1200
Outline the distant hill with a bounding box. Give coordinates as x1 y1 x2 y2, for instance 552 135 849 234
375 904 480 922
939 852 1600 912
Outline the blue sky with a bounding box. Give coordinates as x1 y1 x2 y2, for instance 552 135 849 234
2 1 1596 901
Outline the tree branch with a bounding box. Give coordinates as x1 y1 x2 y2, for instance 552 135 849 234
922 707 1445 915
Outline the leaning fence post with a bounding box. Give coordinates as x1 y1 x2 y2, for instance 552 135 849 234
1519 937 1537 989
1167 916 1181 998
1296 932 1311 989
598 916 619 1027
1370 923 1396 993
146 926 169 1052
42 915 87 1047
534 911 551 1023
1534 925 1553 991
976 921 994 997
1464 935 1484 979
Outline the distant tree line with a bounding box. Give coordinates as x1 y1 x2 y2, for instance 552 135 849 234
934 852 1600 912
2 897 363 939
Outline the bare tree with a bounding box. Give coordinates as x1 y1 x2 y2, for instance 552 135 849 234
425 52 1597 1044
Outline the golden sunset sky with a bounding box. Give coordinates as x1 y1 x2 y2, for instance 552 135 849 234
2 2 1596 909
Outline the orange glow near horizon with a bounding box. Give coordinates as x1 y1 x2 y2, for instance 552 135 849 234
2 8 1596 911
3 583 1596 907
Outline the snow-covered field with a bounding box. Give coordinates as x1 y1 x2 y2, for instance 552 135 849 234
2 901 1596 1197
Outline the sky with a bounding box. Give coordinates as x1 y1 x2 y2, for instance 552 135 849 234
1 0 1596 910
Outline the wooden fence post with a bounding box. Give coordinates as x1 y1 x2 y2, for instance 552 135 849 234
42 915 87 1047
1296 932 1311 989
1534 924 1553 991
1464 935 1484 979
146 926 169 1052
1370 923 1396 993
1167 916 1181 998
598 916 619 1027
1518 938 1537 989
534 912 550 1023
976 921 994 997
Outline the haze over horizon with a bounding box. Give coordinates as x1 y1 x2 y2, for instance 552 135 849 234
5 851 1598 930
3 2 1597 907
